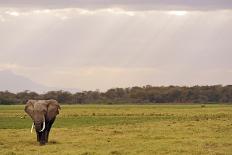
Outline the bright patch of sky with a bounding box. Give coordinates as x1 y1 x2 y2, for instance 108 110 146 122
0 0 232 91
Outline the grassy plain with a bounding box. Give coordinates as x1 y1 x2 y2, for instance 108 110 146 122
0 104 232 155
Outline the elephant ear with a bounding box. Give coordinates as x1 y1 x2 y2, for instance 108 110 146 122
46 99 61 121
24 100 35 119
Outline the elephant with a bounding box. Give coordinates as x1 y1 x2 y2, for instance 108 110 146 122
25 99 61 145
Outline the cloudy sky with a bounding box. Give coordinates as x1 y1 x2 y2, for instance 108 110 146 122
0 0 232 91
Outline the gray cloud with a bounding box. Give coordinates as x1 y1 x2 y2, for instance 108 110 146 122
0 0 232 10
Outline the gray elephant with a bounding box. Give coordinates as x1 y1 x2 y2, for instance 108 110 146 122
25 99 61 145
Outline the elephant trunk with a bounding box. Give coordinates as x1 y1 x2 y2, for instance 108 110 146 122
34 115 46 132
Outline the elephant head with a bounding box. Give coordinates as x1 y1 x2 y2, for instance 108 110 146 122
25 99 60 133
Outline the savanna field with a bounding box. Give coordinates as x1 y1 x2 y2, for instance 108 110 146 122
0 104 232 155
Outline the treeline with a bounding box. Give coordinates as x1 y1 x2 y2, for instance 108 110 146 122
0 85 232 105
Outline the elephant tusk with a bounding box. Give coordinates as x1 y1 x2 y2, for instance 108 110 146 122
39 121 45 132
31 123 34 133
39 118 45 132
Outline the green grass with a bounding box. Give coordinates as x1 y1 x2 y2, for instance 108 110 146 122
0 104 232 155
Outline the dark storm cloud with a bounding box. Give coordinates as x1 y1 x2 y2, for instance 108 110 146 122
0 0 232 10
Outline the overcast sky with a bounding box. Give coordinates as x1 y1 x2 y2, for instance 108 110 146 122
0 0 232 91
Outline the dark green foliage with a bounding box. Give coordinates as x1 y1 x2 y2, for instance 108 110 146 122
0 85 232 104
0 91 20 104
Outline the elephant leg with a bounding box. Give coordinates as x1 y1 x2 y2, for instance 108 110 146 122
39 132 46 145
45 126 51 143
45 119 55 143
36 131 45 145
44 124 50 143
40 132 45 145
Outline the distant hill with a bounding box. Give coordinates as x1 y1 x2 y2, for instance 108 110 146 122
0 70 48 93
0 70 79 93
